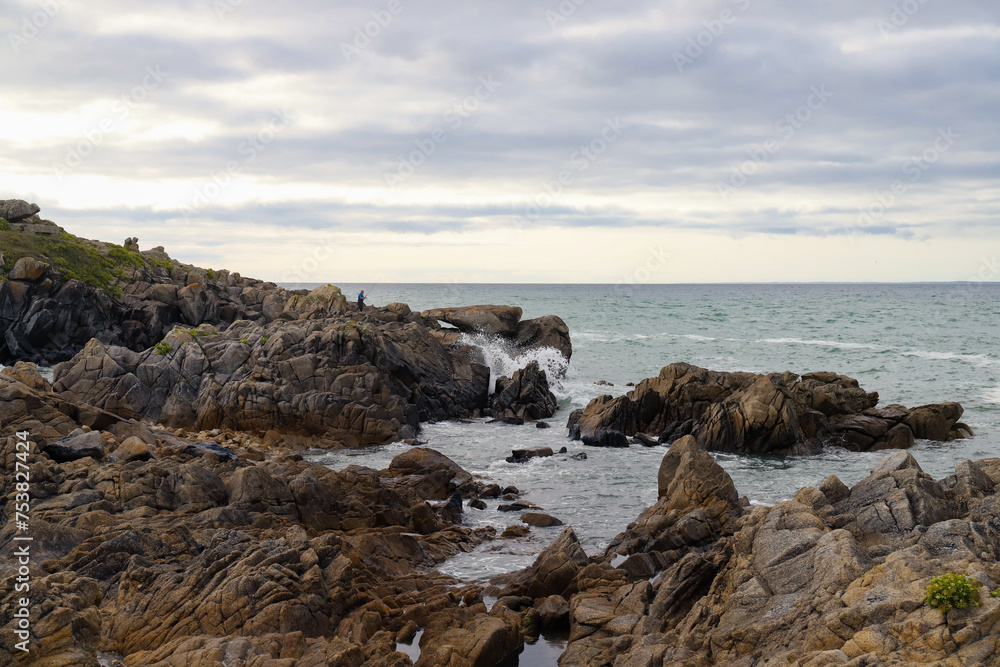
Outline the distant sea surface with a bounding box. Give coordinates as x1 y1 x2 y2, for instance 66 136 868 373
289 283 1000 581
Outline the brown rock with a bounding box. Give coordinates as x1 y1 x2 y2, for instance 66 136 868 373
114 436 156 462
9 256 49 281
521 512 564 527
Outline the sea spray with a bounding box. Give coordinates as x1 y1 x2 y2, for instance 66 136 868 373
458 332 570 398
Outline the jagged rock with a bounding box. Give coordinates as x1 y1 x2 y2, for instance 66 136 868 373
53 319 491 447
0 360 51 392
515 314 573 360
575 363 967 455
571 449 1000 667
420 305 523 337
489 526 590 599
606 436 743 560
490 361 558 422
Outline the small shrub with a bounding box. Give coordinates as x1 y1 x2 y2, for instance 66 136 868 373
206 268 217 282
923 574 983 614
0 219 10 231
240 337 249 345
154 341 173 355
261 335 269 344
992 588 1000 598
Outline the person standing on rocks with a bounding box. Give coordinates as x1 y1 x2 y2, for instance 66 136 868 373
358 290 367 311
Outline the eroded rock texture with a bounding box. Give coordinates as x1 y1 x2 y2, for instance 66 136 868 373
576 363 971 454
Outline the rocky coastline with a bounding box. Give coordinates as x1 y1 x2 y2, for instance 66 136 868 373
2 201 997 666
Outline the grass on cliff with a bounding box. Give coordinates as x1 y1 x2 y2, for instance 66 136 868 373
0 230 172 296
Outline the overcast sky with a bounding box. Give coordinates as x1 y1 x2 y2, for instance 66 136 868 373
2 0 998 283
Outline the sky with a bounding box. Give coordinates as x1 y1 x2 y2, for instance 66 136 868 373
2 0 999 284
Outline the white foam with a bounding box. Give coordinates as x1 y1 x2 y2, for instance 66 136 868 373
458 332 570 398
682 334 716 342
983 388 1000 404
758 337 878 350
900 349 993 365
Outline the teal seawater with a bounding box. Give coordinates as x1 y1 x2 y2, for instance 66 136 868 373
296 283 1000 580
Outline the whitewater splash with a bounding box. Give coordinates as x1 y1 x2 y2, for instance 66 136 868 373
458 332 570 399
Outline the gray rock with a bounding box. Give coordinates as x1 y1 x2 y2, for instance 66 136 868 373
45 429 105 462
582 428 629 448
0 199 41 222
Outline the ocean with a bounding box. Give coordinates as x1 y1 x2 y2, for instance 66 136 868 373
294 283 1000 583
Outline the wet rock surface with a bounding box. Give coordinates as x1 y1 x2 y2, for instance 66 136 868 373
576 363 972 455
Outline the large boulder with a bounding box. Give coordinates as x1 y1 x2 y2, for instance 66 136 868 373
515 314 573 360
282 284 347 319
606 436 743 559
9 257 49 282
489 526 591 599
420 305 523 337
906 402 964 440
0 199 41 222
43 428 106 462
490 361 558 422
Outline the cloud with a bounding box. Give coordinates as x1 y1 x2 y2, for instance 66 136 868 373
1 0 999 280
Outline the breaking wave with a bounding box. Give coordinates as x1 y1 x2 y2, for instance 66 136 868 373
458 332 570 398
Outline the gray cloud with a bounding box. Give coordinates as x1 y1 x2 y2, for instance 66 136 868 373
3 0 999 262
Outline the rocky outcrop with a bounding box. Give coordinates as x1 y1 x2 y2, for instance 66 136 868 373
0 218 305 365
422 305 572 361
489 360 558 422
553 448 1000 666
52 316 491 447
0 369 531 666
575 363 972 454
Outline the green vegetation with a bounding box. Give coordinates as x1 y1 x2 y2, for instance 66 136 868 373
0 229 174 296
923 574 983 614
261 335 269 344
0 219 10 231
154 341 173 355
206 268 217 283
240 337 249 345
993 587 1000 598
